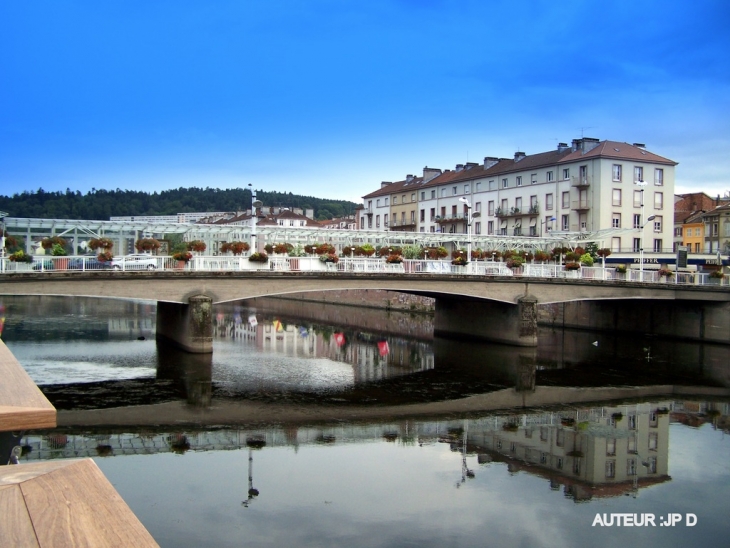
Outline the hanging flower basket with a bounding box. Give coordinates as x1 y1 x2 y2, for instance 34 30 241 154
451 256 468 266
249 252 269 263
41 236 66 250
186 240 206 253
172 251 193 262
97 250 113 262
135 238 160 252
88 237 114 251
564 262 581 271
9 250 33 263
319 253 339 263
385 254 403 264
220 241 250 255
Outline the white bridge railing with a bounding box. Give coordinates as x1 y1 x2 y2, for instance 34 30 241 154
0 256 727 287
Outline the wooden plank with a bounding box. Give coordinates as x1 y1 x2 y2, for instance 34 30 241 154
0 340 56 430
19 459 158 548
0 460 74 486
0 484 41 547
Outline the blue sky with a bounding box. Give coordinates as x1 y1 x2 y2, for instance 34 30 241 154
2 0 729 204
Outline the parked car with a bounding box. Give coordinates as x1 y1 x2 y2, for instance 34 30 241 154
32 259 54 271
68 256 112 270
110 254 159 271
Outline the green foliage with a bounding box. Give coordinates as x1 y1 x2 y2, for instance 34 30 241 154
579 253 594 266
51 243 67 256
0 187 358 221
401 245 423 259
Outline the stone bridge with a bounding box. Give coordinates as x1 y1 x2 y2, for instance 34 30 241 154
1 271 728 351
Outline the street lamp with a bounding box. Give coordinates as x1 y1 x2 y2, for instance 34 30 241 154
459 197 474 269
639 214 657 280
541 216 556 237
248 184 263 252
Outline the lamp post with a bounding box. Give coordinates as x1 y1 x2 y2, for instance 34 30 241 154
639 214 657 282
634 180 648 277
541 216 556 237
459 197 473 271
248 184 263 252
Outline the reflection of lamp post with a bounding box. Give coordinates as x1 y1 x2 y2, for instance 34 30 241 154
541 216 556 237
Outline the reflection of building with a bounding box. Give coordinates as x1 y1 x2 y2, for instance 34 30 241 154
464 402 671 501
671 400 730 432
212 311 434 382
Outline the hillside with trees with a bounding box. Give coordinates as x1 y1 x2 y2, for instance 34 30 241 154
0 187 358 221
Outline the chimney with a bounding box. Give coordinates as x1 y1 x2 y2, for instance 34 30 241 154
423 167 442 182
455 164 464 172
514 152 526 162
484 157 499 169
572 137 600 154
406 174 414 182
633 143 646 148
381 181 392 188
465 162 478 169
557 142 569 152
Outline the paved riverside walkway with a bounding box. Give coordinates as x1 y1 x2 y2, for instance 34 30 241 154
0 341 158 546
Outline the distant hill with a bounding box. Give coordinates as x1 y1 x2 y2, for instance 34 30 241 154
0 187 358 221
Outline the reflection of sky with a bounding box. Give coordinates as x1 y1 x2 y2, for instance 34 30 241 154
5 340 157 385
94 421 730 548
213 339 355 392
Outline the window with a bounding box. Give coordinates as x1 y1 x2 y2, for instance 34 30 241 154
627 458 637 476
410 211 415 222
562 215 569 230
654 192 663 209
451 205 457 216
488 201 495 216
464 184 470 194
420 191 425 201
633 238 641 252
430 190 436 199
546 193 554 210
392 213 397 225
634 214 641 229
540 452 547 464
489 180 496 190
634 190 642 207
440 188 446 197
654 216 662 232
612 237 621 252
452 186 457 195
649 433 658 451
375 215 380 228
647 456 657 474
695 242 700 253
612 189 622 206
430 208 435 220
401 212 406 223
562 191 570 209
573 459 581 475
476 182 481 192
563 168 570 180
634 166 644 182
517 176 523 186
475 202 481 212
628 437 637 454
368 200 372 209
612 213 621 228
360 217 364 228
420 209 425 222
402 194 406 203
540 427 548 441
546 171 554 182
628 415 637 430
384 197 389 206
487 221 494 234
612 164 622 182
654 168 664 186
531 174 537 185
502 178 508 188
393 196 398 205
376 199 381 207
474 222 481 234
501 198 508 212
515 197 522 211
606 438 616 456
556 457 563 470
368 217 372 229
654 239 663 252
606 460 616 478
411 193 415 202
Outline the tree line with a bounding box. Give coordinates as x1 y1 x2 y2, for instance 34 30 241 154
0 187 358 221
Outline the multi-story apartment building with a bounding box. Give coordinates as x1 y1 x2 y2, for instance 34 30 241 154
703 203 730 253
673 192 730 252
362 138 677 251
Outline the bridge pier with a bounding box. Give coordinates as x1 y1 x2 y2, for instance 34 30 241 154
434 295 538 347
156 295 213 353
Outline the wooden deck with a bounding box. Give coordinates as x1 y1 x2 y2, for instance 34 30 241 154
1 340 158 546
0 340 56 431
0 459 158 547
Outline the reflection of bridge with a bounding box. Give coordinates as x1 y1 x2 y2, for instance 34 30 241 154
1 271 729 350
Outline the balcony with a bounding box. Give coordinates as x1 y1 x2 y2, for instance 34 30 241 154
495 206 538 218
390 219 417 229
571 200 590 211
435 213 467 224
571 175 591 187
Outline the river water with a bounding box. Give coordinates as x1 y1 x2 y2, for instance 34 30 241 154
1 295 729 547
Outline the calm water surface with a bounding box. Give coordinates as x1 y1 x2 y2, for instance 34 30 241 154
1 296 729 548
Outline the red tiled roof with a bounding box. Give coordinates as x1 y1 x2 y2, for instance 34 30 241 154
559 141 677 166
